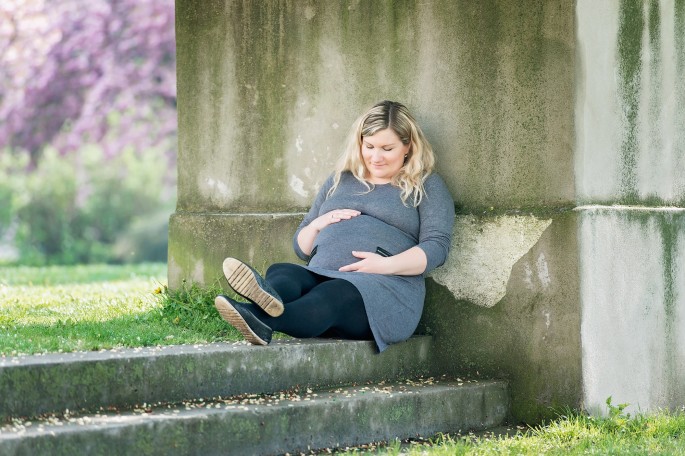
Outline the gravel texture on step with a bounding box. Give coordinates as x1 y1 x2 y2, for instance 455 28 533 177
0 376 508 456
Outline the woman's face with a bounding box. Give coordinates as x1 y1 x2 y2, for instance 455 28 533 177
361 128 410 184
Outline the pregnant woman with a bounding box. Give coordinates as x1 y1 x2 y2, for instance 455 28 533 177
215 100 455 352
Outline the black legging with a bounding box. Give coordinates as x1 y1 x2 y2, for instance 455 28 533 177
247 263 373 340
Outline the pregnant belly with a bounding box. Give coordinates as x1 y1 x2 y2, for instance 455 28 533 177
308 215 416 270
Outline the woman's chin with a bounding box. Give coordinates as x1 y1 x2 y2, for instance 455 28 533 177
367 172 392 184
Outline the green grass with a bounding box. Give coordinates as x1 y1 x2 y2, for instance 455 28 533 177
3 265 685 454
0 263 243 356
342 406 685 455
0 263 168 286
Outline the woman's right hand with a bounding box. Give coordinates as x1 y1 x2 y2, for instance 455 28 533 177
297 209 361 255
308 209 361 231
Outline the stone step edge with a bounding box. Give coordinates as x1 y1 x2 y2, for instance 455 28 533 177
1 336 433 420
0 379 509 456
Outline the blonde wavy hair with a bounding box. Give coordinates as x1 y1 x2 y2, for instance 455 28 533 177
328 100 435 206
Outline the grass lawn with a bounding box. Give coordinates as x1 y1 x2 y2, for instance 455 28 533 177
357 407 685 455
0 263 242 356
2 264 684 455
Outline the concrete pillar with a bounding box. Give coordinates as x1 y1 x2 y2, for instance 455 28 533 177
171 0 685 422
573 0 685 415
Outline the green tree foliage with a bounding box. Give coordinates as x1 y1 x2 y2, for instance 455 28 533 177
0 0 177 264
1 146 174 265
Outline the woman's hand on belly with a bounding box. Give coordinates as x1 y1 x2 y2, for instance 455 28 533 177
297 209 361 255
312 209 361 230
338 246 428 276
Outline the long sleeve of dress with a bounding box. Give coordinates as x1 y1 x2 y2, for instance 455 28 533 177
416 174 455 275
292 175 335 261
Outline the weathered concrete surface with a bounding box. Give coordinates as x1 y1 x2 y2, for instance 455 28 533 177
424 206 685 420
0 337 434 420
0 380 508 456
175 0 575 214
572 0 685 416
579 206 685 415
170 0 685 424
431 214 553 308
420 211 581 423
576 0 685 204
168 212 302 288
171 1 576 421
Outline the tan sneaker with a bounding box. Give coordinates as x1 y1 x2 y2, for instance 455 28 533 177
214 295 272 345
222 258 284 317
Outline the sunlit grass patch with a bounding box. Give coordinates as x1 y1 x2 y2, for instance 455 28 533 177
337 407 685 455
0 263 245 356
0 263 168 286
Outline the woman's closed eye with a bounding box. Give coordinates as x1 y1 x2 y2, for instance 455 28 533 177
364 144 394 151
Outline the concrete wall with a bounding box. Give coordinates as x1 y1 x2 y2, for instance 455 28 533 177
171 0 685 422
574 0 685 416
576 0 685 205
579 207 685 415
174 0 575 216
421 212 582 421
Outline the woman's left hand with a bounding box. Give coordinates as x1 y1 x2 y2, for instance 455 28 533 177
338 246 428 276
338 251 389 274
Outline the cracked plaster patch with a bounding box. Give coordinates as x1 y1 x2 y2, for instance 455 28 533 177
430 215 552 308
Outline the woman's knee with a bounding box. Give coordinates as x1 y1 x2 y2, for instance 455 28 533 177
265 263 319 302
266 262 298 278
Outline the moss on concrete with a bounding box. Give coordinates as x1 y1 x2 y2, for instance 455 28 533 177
168 213 303 289
227 2 296 209
676 0 685 197
578 207 685 414
424 0 575 211
660 213 680 403
175 1 325 212
420 212 582 424
617 0 644 201
648 1 661 161
175 0 577 213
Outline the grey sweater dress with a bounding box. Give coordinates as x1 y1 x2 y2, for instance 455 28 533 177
293 171 455 352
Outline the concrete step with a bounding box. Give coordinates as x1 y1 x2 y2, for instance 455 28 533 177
0 336 433 420
0 378 509 456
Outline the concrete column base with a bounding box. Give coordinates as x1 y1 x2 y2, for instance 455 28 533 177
168 212 304 289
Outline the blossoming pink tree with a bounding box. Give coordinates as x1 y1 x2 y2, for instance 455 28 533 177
0 0 176 162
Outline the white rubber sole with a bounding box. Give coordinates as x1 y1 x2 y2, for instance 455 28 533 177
222 258 284 317
214 296 269 346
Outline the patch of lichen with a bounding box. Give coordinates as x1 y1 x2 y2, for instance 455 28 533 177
617 0 645 199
